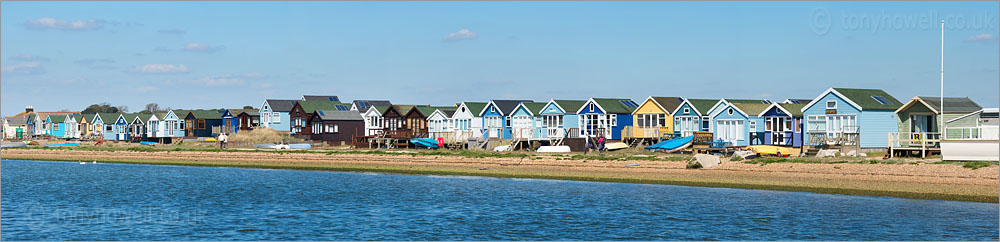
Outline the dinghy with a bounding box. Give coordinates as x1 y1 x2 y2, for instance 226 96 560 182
645 136 694 153
537 146 571 153
492 145 510 152
1 142 27 148
43 143 79 147
409 138 440 149
288 144 312 150
604 142 628 151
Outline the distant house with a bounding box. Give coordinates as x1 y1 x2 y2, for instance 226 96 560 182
450 102 488 141
892 96 982 150
538 100 586 139
380 105 422 137
90 113 120 141
308 110 365 145
289 101 350 136
800 88 903 149
46 115 67 138
758 103 807 147
2 116 29 140
184 109 225 137
145 110 186 142
259 99 298 132
110 114 130 141
576 98 639 140
302 95 340 102
124 113 153 141
626 96 684 140
480 100 533 139
78 114 94 138
350 100 392 112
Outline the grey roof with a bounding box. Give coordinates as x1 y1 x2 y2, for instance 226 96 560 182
265 99 299 112
5 116 28 126
314 110 364 121
492 100 534 115
441 110 456 117
352 100 392 111
914 96 982 114
303 95 340 102
650 97 684 114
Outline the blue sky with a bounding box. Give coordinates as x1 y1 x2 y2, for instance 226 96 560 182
2 1 997 116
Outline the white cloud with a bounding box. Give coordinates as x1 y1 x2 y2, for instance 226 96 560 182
182 42 224 53
158 28 186 35
10 54 51 62
1 62 45 74
443 29 478 41
965 34 996 42
129 64 189 74
24 17 103 30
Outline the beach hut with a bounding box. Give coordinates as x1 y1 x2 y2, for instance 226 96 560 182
538 100 586 139
625 96 684 141
46 115 67 138
145 110 185 142
308 110 365 145
259 99 297 132
77 114 92 138
236 110 260 131
706 100 771 147
110 113 131 141
350 100 392 112
380 105 424 138
427 108 458 141
576 98 639 140
289 101 350 136
758 103 806 147
509 102 547 139
889 96 982 157
362 105 388 136
941 108 999 161
405 106 452 138
183 109 225 137
800 88 903 150
480 100 533 139
64 114 80 139
2 116 29 140
90 113 120 141
450 102 488 141
671 99 720 137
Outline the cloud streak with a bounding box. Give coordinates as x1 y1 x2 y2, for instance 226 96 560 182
129 64 190 74
182 42 225 53
24 17 104 30
1 62 45 74
965 34 996 42
443 29 477 42
9 54 51 62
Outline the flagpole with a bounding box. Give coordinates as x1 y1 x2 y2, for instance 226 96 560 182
940 20 944 138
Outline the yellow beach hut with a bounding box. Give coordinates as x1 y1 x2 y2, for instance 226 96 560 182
623 96 684 142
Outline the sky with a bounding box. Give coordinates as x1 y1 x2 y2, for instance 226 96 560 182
2 1 997 116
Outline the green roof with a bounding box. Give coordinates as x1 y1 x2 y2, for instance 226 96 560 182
831 88 902 111
298 101 343 113
777 103 806 117
732 103 772 116
391 105 418 115
368 105 389 114
94 113 120 123
463 102 489 117
186 109 224 119
522 102 549 116
77 114 91 123
686 99 720 115
415 106 456 116
726 99 770 104
592 98 638 114
49 115 67 123
551 100 587 113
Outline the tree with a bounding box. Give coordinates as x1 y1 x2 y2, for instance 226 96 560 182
243 105 254 109
116 105 129 113
145 103 162 113
81 102 121 114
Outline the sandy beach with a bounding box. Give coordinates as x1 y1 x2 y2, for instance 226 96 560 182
3 148 997 202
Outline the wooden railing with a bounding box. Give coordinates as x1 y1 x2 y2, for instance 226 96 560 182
621 126 672 139
888 132 941 148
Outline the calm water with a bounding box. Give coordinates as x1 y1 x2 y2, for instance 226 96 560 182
1 159 997 241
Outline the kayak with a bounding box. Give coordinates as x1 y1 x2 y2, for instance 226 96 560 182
43 143 79 147
288 144 312 150
537 146 571 153
139 141 157 146
645 136 694 153
205 138 218 142
493 145 510 152
747 145 794 157
253 144 277 149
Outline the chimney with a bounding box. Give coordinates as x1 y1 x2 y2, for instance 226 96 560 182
25 105 34 113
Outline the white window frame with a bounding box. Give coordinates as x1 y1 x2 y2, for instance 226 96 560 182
272 112 281 122
826 100 837 109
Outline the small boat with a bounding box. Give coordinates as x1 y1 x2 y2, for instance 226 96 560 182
493 145 510 152
139 141 157 146
253 144 277 149
537 146 571 153
205 138 218 142
1 142 27 148
288 144 312 150
645 136 694 153
604 142 628 151
410 138 439 149
43 143 79 147
747 145 794 157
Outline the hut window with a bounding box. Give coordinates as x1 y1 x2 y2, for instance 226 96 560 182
610 114 617 126
749 121 757 130
198 120 205 129
505 118 511 127
312 122 320 133
589 104 594 112
272 113 280 122
334 124 339 133
490 106 496 113
826 100 837 109
728 108 734 115
684 108 690 114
